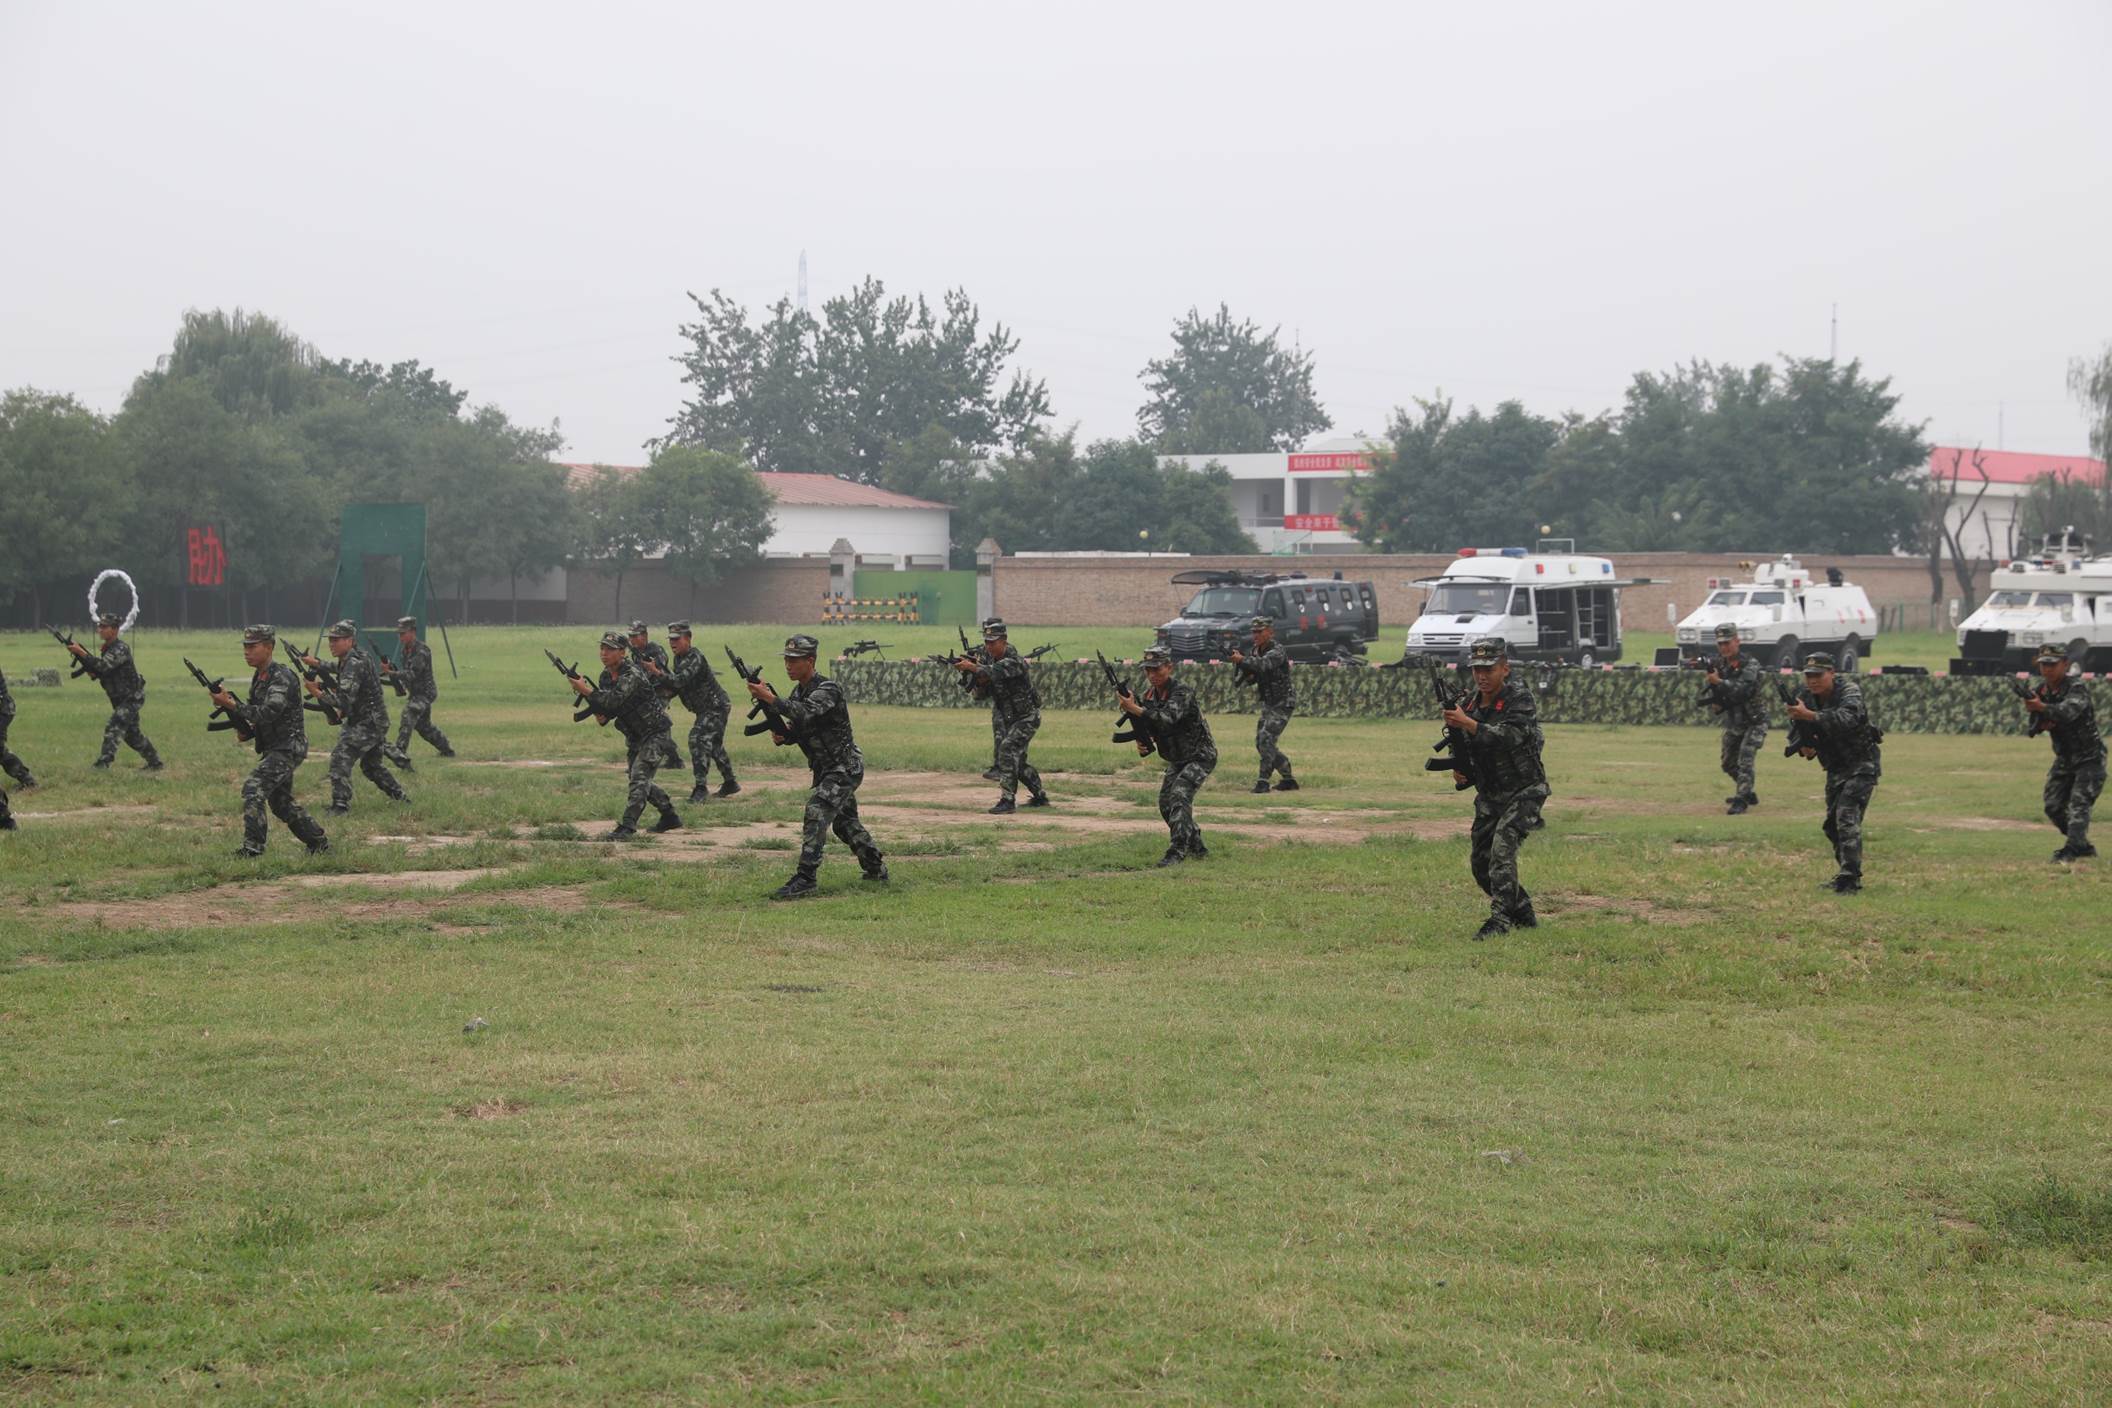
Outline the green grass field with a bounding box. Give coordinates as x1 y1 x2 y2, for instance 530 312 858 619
3 627 2107 1405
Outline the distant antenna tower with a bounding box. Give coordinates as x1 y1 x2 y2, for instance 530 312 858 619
798 250 808 315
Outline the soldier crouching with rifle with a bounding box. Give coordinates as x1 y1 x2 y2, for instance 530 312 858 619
1701 622 1768 815
1442 638 1549 939
1117 645 1216 866
210 625 330 858
1784 651 1882 894
2022 644 2103 863
570 630 683 842
741 634 887 899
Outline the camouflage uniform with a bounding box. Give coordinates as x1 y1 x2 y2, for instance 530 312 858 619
629 632 684 770
0 782 12 831
974 644 1047 805
392 637 455 757
1135 670 1217 857
1235 634 1297 786
1463 671 1550 934
0 667 34 787
585 658 681 834
226 649 328 856
317 640 408 812
2033 667 2105 858
1702 646 1769 806
79 635 163 769
773 663 885 882
1798 668 1882 886
665 641 736 792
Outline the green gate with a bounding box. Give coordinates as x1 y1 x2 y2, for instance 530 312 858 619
852 569 977 626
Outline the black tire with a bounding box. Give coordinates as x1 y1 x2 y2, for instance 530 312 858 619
1775 636 1800 670
2068 637 2088 667
1838 636 1861 674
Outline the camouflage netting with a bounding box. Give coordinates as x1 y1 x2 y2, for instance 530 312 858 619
832 658 2098 737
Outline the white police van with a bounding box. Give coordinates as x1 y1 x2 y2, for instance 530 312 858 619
1950 529 2112 675
1404 541 1657 665
1672 555 1880 671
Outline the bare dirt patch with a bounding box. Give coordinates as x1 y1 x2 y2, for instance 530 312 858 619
282 868 500 891
452 1097 528 1120
1542 892 1711 926
1930 816 2043 833
51 875 620 932
15 804 159 822
452 759 594 771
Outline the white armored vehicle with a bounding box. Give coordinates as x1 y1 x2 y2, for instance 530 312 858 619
1950 529 2112 676
1404 541 1658 665
1672 555 1880 671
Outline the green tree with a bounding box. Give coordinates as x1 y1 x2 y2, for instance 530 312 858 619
1138 304 1331 453
956 432 1253 556
569 467 655 622
636 446 777 612
2016 464 2112 553
1342 398 1559 553
129 308 325 419
2070 342 2112 463
662 278 1050 482
0 390 128 624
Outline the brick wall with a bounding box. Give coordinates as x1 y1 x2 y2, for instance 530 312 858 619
566 559 831 626
991 552 1982 632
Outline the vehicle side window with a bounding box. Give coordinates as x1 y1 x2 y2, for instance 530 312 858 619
1290 587 1307 613
1751 591 1784 605
1358 584 1376 614
1315 586 1334 612
1262 589 1283 617
1510 589 1530 616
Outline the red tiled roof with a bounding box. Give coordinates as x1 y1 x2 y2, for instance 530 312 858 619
1926 446 2104 486
560 463 949 510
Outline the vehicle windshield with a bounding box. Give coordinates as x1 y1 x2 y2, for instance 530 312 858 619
2037 592 2075 607
1706 591 1747 606
1750 591 1785 605
1182 587 1261 618
1986 590 2034 608
1429 583 1510 615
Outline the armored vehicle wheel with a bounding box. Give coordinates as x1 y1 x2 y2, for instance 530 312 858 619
2068 637 2088 667
1838 637 1860 674
1774 636 1800 670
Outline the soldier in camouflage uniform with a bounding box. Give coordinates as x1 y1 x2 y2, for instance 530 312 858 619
2024 645 2104 862
210 625 329 858
67 612 163 771
659 622 739 804
957 619 1050 813
570 630 683 841
1230 615 1299 793
0 782 12 831
1120 645 1217 866
300 620 411 815
1785 651 1882 894
1701 622 1768 814
1444 639 1550 939
625 621 684 771
748 634 887 899
0 664 36 789
388 617 455 760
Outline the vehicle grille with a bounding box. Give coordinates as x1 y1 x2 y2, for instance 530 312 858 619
1166 629 1209 656
1961 629 2010 659
1416 632 1465 647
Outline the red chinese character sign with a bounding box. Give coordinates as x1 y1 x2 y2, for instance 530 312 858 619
186 525 228 587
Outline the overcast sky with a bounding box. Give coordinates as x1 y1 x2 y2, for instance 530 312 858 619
5 0 2108 466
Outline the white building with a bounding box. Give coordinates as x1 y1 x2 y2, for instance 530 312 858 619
1157 437 1378 554
1922 447 2105 563
562 464 952 567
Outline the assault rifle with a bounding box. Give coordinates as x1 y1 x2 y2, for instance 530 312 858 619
379 647 409 697
725 647 800 744
1094 650 1155 756
1022 643 1056 661
2011 675 2050 738
182 657 245 735
1775 676 1818 758
283 641 345 726
542 649 605 723
842 639 892 659
46 626 90 679
1424 662 1476 791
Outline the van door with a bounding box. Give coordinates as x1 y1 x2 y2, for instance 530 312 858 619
1261 588 1284 622
1534 588 1575 651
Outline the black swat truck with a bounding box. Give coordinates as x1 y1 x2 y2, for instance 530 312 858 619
1153 569 1380 663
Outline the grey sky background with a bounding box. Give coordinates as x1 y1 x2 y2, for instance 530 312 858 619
4 0 2108 466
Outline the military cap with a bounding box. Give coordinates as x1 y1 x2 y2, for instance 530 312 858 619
667 620 692 637
1467 638 1509 665
782 634 819 658
1800 651 1837 675
95 612 121 628
1139 646 1174 668
981 616 1003 629
1713 622 1740 642
628 620 649 636
241 623 276 645
598 630 629 652
2034 644 2069 666
326 619 358 640
395 616 418 631
981 619 1008 640
1251 615 1273 631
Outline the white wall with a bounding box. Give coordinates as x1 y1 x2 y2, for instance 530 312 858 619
765 505 951 565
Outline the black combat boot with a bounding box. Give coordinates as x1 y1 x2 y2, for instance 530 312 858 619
772 873 819 900
1272 777 1300 792
327 803 350 815
1155 846 1185 868
599 825 639 842
988 798 1016 815
648 810 683 834
1187 839 1209 858
981 767 1002 782
1830 873 1862 894
1025 794 1050 808
1474 916 1513 941
715 779 741 798
1 815 16 832
92 758 112 770
305 838 330 856
862 858 889 883
688 785 711 804
1251 779 1272 794
1726 799 1748 815
1509 898 1538 928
